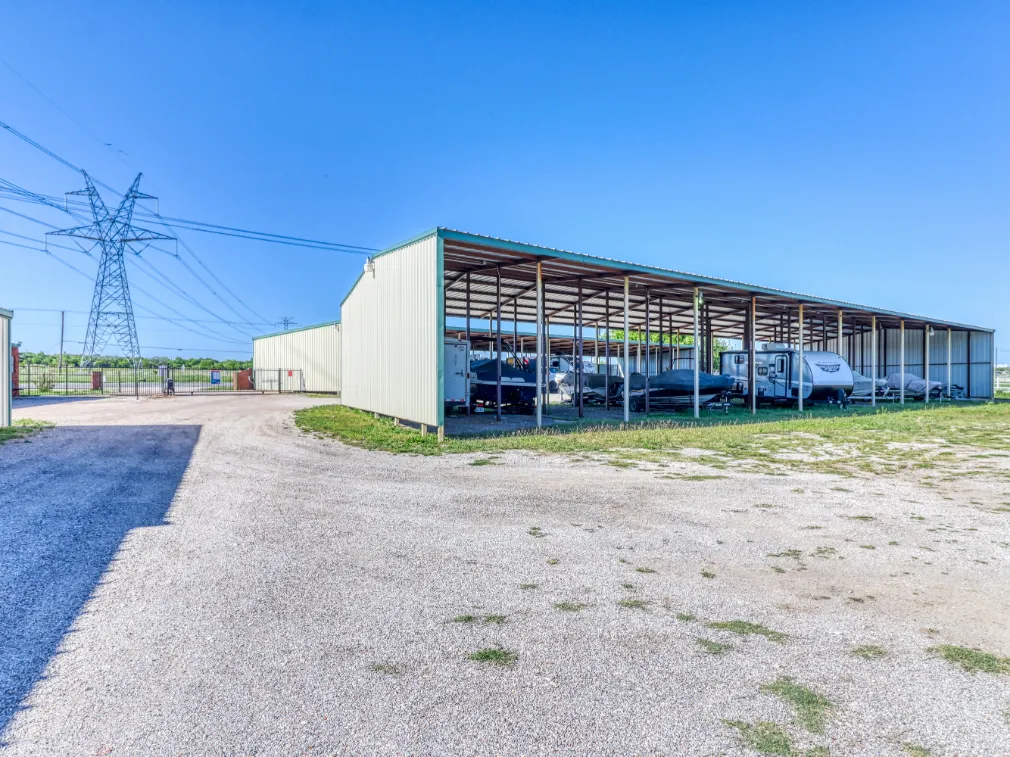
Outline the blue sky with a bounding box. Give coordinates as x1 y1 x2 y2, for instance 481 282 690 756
1 1 1006 360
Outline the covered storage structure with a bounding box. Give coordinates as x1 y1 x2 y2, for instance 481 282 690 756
338 228 996 436
252 321 341 394
1 308 11 427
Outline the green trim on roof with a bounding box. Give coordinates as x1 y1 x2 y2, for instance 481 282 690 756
339 229 440 308
253 320 340 341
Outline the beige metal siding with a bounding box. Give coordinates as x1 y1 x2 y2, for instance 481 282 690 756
341 234 440 427
253 322 341 393
1 314 10 427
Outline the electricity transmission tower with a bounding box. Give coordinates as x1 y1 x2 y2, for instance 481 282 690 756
49 172 173 367
277 316 297 331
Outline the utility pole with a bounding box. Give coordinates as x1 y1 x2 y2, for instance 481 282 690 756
58 310 65 370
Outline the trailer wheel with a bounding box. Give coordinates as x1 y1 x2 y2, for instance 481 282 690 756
630 396 643 412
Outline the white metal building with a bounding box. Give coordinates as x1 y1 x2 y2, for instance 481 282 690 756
1 307 11 427
337 228 996 437
252 321 341 394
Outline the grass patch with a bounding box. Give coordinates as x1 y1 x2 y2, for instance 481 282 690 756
451 614 476 623
700 570 716 579
761 677 832 733
768 549 803 560
902 745 930 757
370 662 401 675
723 720 793 755
546 558 560 565
294 402 1010 477
771 566 786 573
470 457 497 466
635 566 657 574
519 583 538 590
0 418 51 445
468 647 517 666
483 614 507 624
528 526 547 537
852 644 888 659
554 601 588 612
696 638 733 655
708 620 788 643
676 613 697 622
618 598 649 610
679 474 728 481
929 644 1010 674
620 582 636 589
845 515 876 522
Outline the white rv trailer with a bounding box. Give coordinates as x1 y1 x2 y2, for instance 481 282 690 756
720 345 854 406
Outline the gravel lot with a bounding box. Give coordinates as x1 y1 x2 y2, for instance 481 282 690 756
2 394 1009 756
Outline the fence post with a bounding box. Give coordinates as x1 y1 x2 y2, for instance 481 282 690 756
278 369 282 394
65 363 68 395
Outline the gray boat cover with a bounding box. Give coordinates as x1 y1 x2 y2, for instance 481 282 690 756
886 373 943 396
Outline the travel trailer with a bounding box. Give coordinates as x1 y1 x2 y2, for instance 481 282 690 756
719 345 854 406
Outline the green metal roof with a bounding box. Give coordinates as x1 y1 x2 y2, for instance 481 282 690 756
252 320 340 341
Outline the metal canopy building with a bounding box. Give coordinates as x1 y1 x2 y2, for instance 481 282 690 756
339 228 995 436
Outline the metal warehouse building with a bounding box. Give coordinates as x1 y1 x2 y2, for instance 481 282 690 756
1 308 11 427
252 321 341 394
332 228 995 438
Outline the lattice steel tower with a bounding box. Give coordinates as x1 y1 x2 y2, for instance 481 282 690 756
50 172 173 367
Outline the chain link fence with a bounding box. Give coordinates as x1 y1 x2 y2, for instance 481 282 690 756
15 365 303 397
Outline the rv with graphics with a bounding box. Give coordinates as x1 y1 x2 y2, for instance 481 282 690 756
719 345 854 406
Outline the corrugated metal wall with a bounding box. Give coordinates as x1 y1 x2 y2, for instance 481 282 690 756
1 314 10 426
341 233 441 427
252 322 341 393
805 324 992 397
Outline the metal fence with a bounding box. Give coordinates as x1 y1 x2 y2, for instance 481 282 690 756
15 365 304 397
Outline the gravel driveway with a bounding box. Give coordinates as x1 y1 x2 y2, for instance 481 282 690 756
2 395 1008 756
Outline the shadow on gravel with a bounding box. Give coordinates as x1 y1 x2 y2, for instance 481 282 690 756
13 395 109 408
0 424 200 743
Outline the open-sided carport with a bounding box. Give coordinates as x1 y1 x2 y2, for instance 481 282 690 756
340 228 995 438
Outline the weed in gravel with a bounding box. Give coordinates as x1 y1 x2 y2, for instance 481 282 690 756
902 745 930 757
860 544 876 550
845 515 876 521
618 598 650 610
696 638 733 655
483 614 507 624
621 582 636 589
528 526 547 537
470 458 497 466
547 558 560 565
771 566 786 573
762 677 832 733
723 720 792 755
792 488 804 493
806 748 830 757
852 645 888 659
801 525 824 530
755 503 778 509
554 601 588 612
635 566 657 574
468 647 517 666
708 620 787 643
831 487 852 492
676 613 697 622
679 474 727 480
812 547 837 558
452 614 476 623
768 549 803 559
701 570 716 579
370 663 401 675
888 541 899 546
930 645 1010 674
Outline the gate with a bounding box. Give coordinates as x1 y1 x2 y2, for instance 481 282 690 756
15 365 304 397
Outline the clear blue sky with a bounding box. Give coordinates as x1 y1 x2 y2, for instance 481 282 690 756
1 1 1006 361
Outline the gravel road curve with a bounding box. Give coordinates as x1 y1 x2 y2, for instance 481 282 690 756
2 394 1008 756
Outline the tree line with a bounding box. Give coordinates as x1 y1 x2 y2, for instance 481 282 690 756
16 351 252 370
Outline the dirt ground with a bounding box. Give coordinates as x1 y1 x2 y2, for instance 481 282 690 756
2 394 1009 756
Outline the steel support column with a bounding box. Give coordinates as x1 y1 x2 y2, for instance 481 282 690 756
925 326 931 404
605 290 611 410
535 262 543 428
693 287 700 419
798 304 805 412
645 290 651 415
900 320 905 405
623 276 630 423
496 268 502 422
465 272 471 415
750 296 757 415
871 316 877 408
947 327 952 399
577 281 584 418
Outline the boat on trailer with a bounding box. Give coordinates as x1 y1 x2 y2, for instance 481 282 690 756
469 359 537 411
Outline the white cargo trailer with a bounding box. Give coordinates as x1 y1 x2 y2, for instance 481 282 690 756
443 337 470 411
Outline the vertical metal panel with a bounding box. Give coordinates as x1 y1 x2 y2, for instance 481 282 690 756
970 331 993 397
341 234 439 428
0 313 10 426
252 322 341 393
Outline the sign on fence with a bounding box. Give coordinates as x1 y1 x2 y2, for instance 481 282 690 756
210 370 221 385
